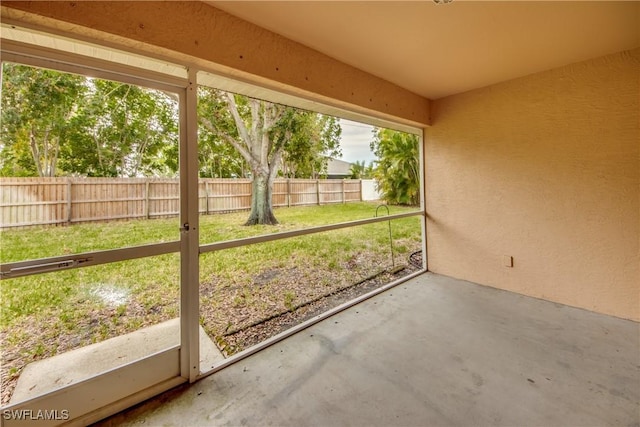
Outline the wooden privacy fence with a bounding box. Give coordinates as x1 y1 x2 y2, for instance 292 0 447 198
0 177 367 228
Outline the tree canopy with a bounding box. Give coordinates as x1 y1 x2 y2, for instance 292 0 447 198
280 113 341 179
0 63 86 177
370 128 420 206
1 63 179 178
60 79 179 177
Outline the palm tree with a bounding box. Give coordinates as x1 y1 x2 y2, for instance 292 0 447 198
370 129 419 205
349 160 375 179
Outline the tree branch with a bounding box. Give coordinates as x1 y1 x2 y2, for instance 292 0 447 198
222 92 253 150
268 143 285 182
50 136 59 177
250 98 261 142
93 133 104 173
29 127 44 177
200 116 257 168
270 103 286 125
261 102 287 167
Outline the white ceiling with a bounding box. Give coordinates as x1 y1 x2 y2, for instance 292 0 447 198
211 1 639 100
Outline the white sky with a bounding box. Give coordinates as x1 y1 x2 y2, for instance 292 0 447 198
338 119 377 165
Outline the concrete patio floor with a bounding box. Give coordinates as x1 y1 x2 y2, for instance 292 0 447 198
96 272 639 427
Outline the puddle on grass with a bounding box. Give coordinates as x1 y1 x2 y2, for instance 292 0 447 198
90 284 130 307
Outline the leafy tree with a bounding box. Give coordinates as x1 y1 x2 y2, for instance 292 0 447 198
1 64 179 178
198 88 286 225
281 114 341 179
197 93 248 179
198 88 341 225
198 135 248 178
348 160 374 179
370 129 420 206
0 63 86 177
60 79 179 177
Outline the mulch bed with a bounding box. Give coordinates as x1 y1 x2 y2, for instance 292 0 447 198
218 258 421 356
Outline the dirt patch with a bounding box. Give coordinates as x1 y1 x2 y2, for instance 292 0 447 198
0 299 174 405
216 259 421 356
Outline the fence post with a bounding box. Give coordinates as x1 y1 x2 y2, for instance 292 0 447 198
205 181 210 215
286 179 291 208
67 178 72 224
145 179 150 219
316 179 320 205
360 179 363 201
342 179 346 204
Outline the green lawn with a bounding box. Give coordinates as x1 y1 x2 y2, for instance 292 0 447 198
0 202 422 402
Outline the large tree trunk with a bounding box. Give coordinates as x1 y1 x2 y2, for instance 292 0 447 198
245 172 278 225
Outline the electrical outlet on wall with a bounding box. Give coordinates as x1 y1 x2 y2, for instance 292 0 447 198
503 255 513 268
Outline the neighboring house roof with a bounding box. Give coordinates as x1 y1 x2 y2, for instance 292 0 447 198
326 158 352 177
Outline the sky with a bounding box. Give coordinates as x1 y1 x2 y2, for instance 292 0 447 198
337 119 377 165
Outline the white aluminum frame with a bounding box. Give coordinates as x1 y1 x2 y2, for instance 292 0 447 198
181 68 201 382
0 39 193 425
419 132 428 271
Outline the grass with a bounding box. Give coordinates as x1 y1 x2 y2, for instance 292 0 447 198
1 202 420 325
1 202 417 262
0 201 422 403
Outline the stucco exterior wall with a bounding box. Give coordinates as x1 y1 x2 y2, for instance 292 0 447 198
425 49 640 321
